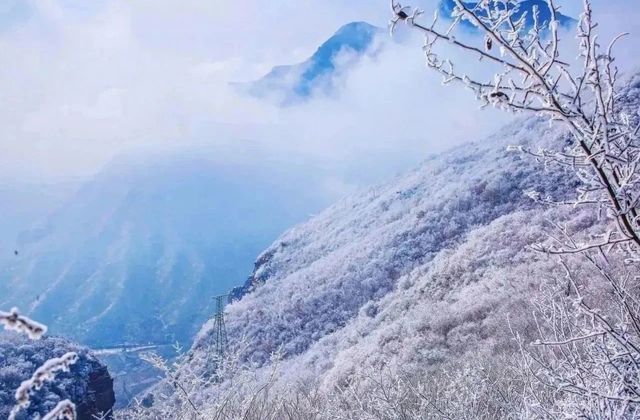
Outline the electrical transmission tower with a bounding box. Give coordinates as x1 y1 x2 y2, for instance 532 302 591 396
210 294 229 359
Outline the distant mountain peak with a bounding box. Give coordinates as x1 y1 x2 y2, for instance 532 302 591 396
335 21 379 35
239 21 383 104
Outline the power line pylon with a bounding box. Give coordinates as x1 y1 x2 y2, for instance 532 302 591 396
210 294 229 359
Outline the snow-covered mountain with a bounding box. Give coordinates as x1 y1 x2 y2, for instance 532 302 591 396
200 57 640 393
241 21 383 103
191 74 639 397
191 106 607 390
0 153 330 348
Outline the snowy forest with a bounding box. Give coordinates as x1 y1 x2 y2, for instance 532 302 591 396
1 0 639 419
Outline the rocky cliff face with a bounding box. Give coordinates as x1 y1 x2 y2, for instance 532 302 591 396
0 333 115 420
76 365 116 420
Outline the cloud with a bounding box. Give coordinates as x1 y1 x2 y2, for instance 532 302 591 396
0 0 637 197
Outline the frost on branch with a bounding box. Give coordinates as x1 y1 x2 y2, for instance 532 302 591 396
0 307 47 339
41 400 77 420
390 0 640 254
9 352 79 420
386 0 640 414
513 256 640 417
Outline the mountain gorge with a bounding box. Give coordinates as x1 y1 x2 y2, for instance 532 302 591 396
0 154 330 348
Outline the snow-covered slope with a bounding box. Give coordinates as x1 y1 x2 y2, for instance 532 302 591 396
0 154 329 347
192 112 592 388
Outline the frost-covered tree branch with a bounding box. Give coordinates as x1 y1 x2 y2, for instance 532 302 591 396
9 352 79 420
41 400 77 420
390 0 640 253
388 0 640 414
0 307 47 339
511 256 640 417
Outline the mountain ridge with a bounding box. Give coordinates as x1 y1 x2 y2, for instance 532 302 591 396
240 21 383 103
